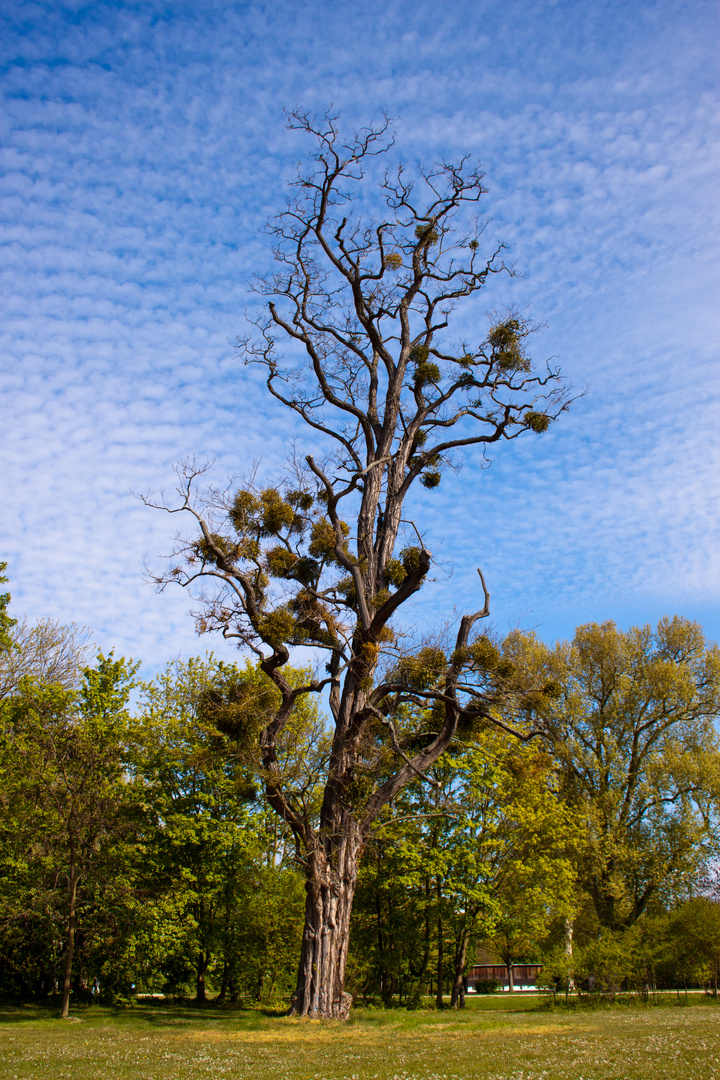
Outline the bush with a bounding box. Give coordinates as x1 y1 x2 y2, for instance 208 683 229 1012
472 979 500 994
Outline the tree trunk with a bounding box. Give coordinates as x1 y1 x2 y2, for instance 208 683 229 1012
60 869 77 1019
381 972 396 1008
217 886 233 1003
196 952 209 1003
435 914 444 1009
289 831 362 1019
450 925 472 1008
377 885 395 1007
564 916 575 994
407 878 432 1008
217 962 228 1004
507 962 515 992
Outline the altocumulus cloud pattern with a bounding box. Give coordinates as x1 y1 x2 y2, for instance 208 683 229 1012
1 0 719 672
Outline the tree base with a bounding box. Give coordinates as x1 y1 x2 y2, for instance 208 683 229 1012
290 990 353 1020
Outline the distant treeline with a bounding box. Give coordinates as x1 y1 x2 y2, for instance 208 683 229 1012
1 575 719 1007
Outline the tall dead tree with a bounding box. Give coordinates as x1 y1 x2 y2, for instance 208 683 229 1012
148 111 571 1018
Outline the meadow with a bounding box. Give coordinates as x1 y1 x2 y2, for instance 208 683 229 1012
0 997 718 1080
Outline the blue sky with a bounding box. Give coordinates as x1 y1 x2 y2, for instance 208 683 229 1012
1 0 719 673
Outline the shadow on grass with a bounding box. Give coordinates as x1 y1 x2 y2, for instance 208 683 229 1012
0 997 259 1029
2 991 715 1033
535 992 720 1013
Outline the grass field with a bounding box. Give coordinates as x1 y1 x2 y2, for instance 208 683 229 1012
1 997 718 1080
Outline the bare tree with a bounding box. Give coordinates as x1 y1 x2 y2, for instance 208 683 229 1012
0 618 92 701
146 111 572 1018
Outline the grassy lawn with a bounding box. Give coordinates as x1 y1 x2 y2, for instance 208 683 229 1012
0 997 718 1080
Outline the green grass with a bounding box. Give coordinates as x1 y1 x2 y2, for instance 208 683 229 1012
0 997 718 1080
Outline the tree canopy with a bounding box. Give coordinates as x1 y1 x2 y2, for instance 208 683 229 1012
507 618 720 929
0 562 17 654
146 111 573 1017
1 584 718 1008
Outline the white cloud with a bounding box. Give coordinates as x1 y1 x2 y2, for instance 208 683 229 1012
1 0 718 675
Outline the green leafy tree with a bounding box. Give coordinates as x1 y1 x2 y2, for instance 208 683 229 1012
351 773 448 1007
665 898 720 996
351 730 578 1007
0 653 139 1016
134 657 319 1002
450 736 578 1001
224 840 306 1003
574 926 638 1001
146 111 571 1018
508 618 720 930
0 562 16 653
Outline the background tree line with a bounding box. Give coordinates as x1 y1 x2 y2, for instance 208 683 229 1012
2 562 719 1008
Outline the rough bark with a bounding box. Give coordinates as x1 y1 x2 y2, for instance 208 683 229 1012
289 824 363 1019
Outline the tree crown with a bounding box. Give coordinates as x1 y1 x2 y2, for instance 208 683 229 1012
146 111 572 843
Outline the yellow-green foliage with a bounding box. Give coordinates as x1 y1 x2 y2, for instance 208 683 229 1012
287 489 314 512
359 641 381 670
148 656 325 784
456 635 514 680
414 361 441 388
400 547 424 577
488 320 520 350
258 607 297 647
356 641 382 689
488 318 531 375
194 533 236 564
396 646 447 690
229 488 301 538
229 489 261 532
336 574 356 601
415 222 439 244
495 657 517 680
384 558 406 588
384 251 403 270
308 517 349 561
289 590 338 646
288 556 320 586
265 546 298 577
259 488 296 535
453 636 501 672
474 637 502 671
525 410 550 433
420 469 441 488
410 344 441 389
201 666 279 747
410 344 430 363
